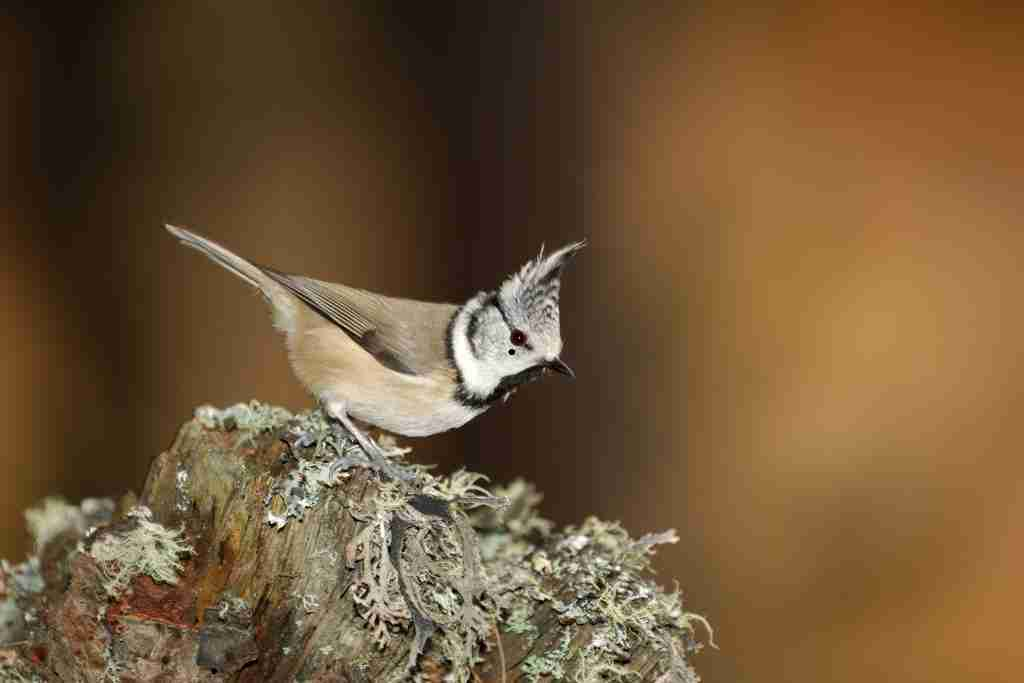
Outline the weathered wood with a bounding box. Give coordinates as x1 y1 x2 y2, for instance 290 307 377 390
0 403 709 682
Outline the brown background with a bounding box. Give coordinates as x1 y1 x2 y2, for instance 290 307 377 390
3 3 1023 682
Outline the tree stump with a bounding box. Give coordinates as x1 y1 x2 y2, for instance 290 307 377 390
0 402 709 682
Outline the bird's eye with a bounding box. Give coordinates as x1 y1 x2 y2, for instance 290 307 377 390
510 329 527 346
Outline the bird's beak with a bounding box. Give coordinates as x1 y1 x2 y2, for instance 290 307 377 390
546 358 575 379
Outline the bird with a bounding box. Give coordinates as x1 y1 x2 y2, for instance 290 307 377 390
164 224 583 480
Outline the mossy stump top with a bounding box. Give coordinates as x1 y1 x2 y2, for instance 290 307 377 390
0 402 709 682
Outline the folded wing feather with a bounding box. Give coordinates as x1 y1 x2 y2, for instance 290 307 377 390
261 268 456 377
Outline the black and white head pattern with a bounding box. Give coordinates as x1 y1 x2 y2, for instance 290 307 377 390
496 241 585 355
449 240 585 407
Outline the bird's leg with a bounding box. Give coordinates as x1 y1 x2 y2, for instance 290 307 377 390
323 401 416 482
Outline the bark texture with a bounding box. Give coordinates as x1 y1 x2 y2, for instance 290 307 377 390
0 402 708 682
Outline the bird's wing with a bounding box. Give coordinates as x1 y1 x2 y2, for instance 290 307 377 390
261 269 456 376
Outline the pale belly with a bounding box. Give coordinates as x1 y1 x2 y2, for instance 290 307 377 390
289 324 486 437
346 394 486 437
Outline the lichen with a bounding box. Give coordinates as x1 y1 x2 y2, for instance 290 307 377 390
264 408 386 529
263 456 339 529
264 408 510 677
294 592 321 614
274 413 710 682
88 507 194 598
102 656 124 683
473 479 553 539
215 596 252 622
1 558 44 600
175 466 192 513
503 602 539 639
477 493 709 682
342 471 505 679
521 627 574 681
546 519 707 680
0 558 44 645
652 639 701 683
24 497 115 554
3 498 114 649
347 513 407 649
24 498 87 553
194 400 292 434
0 591 24 646
203 404 707 680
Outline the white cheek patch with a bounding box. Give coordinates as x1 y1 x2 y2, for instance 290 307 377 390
452 300 502 398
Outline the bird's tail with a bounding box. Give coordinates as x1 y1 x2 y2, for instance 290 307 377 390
165 224 268 290
164 223 299 333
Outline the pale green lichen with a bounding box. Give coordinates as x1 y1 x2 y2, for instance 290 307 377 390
1 558 44 646
102 655 124 683
653 639 701 683
194 400 292 434
294 592 321 614
473 479 553 539
4 498 114 648
89 507 194 598
175 466 192 514
0 599 20 645
549 519 706 680
199 404 707 681
503 602 539 640
1 558 44 599
249 406 506 678
521 628 574 681
25 498 87 553
346 514 407 649
575 646 642 683
257 407 502 678
344 475 504 679
215 595 252 622
263 408 417 529
348 498 496 678
264 456 338 529
24 497 114 554
479 500 708 682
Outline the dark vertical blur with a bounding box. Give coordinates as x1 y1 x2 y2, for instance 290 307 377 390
4 3 1024 682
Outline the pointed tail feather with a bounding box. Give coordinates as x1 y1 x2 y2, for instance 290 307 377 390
164 223 300 333
164 224 268 289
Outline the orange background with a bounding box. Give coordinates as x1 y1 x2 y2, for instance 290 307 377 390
3 3 1023 681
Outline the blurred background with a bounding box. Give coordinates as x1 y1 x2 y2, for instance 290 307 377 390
3 2 1023 681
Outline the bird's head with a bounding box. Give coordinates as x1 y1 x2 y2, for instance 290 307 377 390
450 241 585 406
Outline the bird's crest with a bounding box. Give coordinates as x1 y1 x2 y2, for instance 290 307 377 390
498 241 585 339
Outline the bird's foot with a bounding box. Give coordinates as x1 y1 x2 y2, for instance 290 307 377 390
327 423 417 483
364 449 419 483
